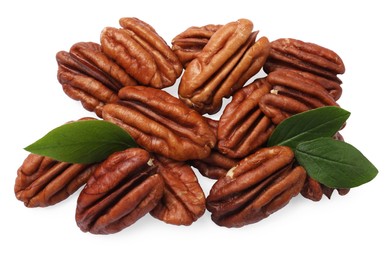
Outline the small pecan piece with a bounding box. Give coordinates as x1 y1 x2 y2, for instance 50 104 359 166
102 86 216 161
171 24 222 68
179 19 270 114
264 38 345 84
15 153 97 207
218 78 275 158
206 146 306 228
259 69 339 125
100 17 182 89
57 42 136 117
150 155 205 225
76 148 164 234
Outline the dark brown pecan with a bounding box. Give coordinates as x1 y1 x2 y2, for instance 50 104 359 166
218 78 275 158
150 155 205 225
76 148 164 235
15 153 97 207
206 146 306 228
57 42 137 117
102 86 216 161
189 118 239 179
259 69 339 125
100 17 182 89
178 19 270 114
264 38 345 84
171 24 222 68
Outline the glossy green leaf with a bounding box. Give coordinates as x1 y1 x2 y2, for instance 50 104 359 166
24 120 137 164
268 106 350 149
295 137 378 188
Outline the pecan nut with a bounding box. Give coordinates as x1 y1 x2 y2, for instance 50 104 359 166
178 19 270 114
75 148 164 234
259 68 339 125
15 153 97 207
150 155 205 225
100 17 182 89
102 85 216 161
56 42 137 117
206 146 306 227
264 38 345 84
217 78 275 158
171 24 222 68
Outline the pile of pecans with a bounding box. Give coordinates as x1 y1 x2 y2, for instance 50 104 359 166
15 17 349 234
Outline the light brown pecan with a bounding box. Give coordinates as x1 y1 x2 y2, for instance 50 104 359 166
264 38 345 84
217 78 275 158
56 42 137 117
100 17 183 89
206 146 306 228
15 153 98 207
76 148 164 235
259 68 339 125
171 24 222 68
102 85 216 161
150 155 205 225
178 19 270 114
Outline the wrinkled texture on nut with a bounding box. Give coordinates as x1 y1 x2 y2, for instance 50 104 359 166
264 38 345 83
189 118 238 180
150 155 205 225
76 148 164 235
218 78 275 158
178 19 270 114
102 86 216 161
100 17 182 89
171 24 222 68
206 146 306 228
56 42 137 117
259 69 339 125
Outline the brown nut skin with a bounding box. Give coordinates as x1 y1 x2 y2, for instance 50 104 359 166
259 69 339 125
218 78 275 158
206 146 306 228
264 38 345 84
56 42 137 117
178 19 270 115
75 148 164 235
150 155 206 225
15 153 98 208
171 24 222 68
100 17 183 89
102 85 216 161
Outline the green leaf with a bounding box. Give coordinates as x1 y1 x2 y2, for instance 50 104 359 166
295 137 378 188
268 106 350 149
24 120 137 164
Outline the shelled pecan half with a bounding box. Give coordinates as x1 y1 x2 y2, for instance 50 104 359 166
76 148 164 234
171 24 222 67
102 85 216 161
206 146 306 228
100 17 182 89
264 38 345 84
259 68 339 125
179 19 270 114
218 78 275 158
150 155 205 225
56 42 137 117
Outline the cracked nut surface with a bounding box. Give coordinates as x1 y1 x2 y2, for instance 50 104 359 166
56 42 136 117
218 78 275 158
178 19 270 114
102 85 216 161
100 17 182 89
76 148 164 234
150 155 205 225
206 146 306 228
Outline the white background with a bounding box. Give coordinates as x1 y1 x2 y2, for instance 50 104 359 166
1 0 389 259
